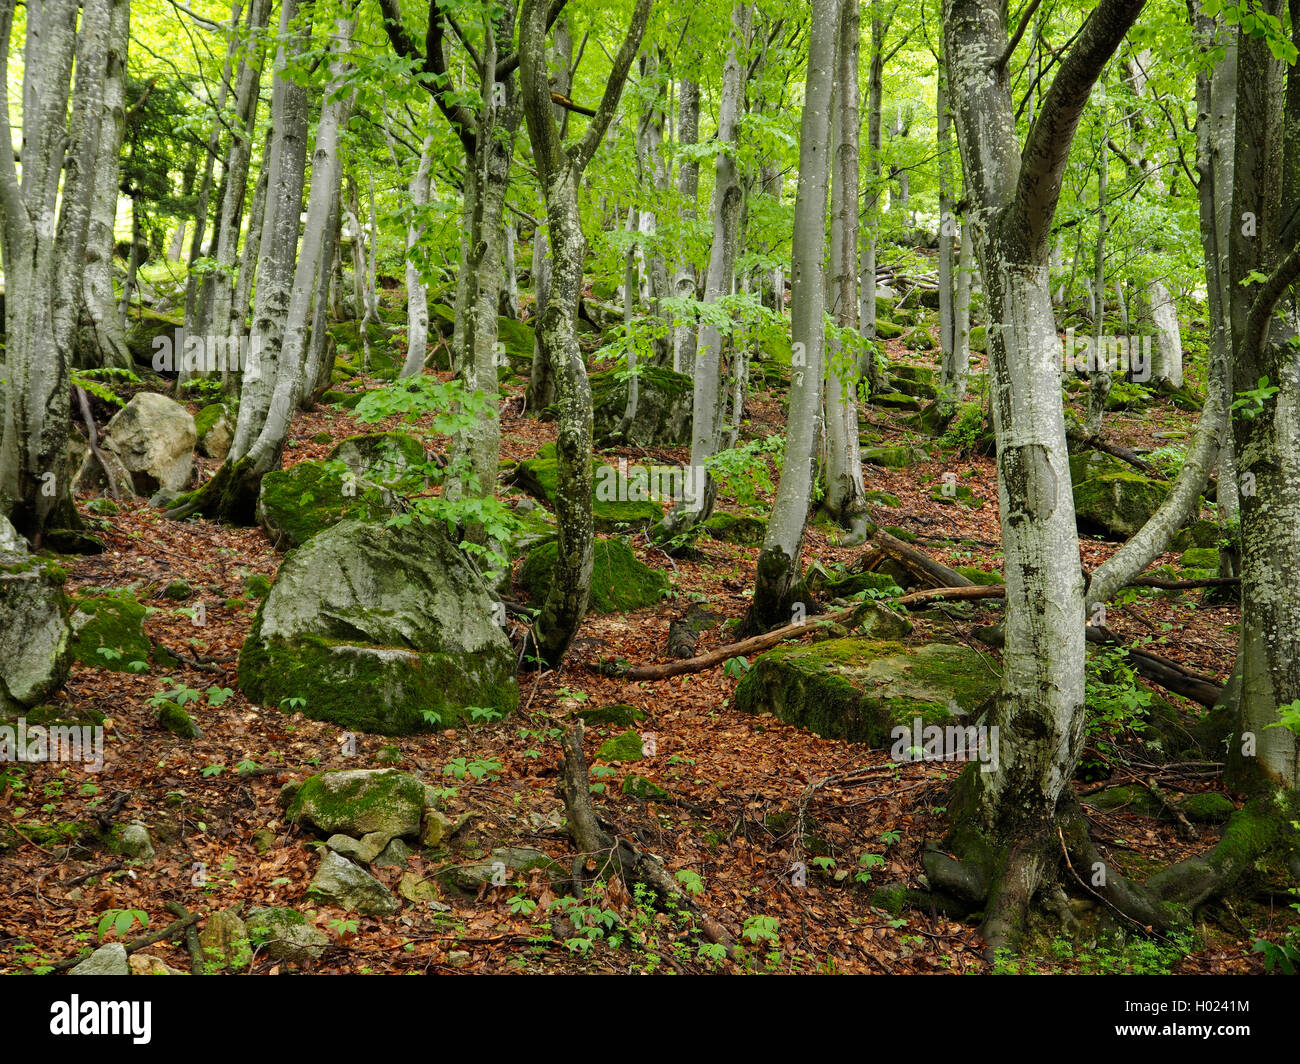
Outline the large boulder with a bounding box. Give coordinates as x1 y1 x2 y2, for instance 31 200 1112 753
1070 452 1170 539
0 518 71 717
255 459 399 549
245 907 328 965
82 392 196 496
327 432 425 487
238 518 518 733
510 443 662 530
733 638 999 746
590 366 693 447
519 537 667 614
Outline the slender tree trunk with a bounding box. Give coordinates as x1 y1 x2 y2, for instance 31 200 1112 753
823 0 866 537
671 77 701 373
399 131 436 379
746 0 838 632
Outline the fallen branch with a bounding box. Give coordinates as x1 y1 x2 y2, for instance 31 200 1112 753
872 530 974 589
595 608 855 680
165 900 204 975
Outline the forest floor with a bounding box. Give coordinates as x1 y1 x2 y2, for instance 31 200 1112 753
0 297 1289 976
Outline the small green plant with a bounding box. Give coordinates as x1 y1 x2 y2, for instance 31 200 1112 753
722 656 751 678
1232 376 1280 421
97 908 149 942
443 756 502 782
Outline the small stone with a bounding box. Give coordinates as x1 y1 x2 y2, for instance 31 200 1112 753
162 579 193 600
373 837 412 868
251 827 276 853
199 909 251 972
246 906 329 965
117 823 155 862
129 953 186 975
596 729 645 763
397 871 450 909
307 850 400 915
447 950 471 968
70 943 130 975
419 808 453 847
325 831 392 863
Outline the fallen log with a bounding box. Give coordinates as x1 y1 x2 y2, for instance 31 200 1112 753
50 910 201 972
872 530 975 589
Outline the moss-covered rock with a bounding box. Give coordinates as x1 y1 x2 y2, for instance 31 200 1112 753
930 483 983 509
590 365 693 446
968 325 987 353
327 432 425 489
155 700 201 738
0 528 71 717
1071 452 1171 539
702 511 768 545
732 638 1000 746
953 566 1003 585
863 490 901 508
239 518 518 734
256 458 399 549
596 729 645 762
69 593 152 671
496 316 535 373
1178 791 1235 824
872 391 924 412
321 389 367 409
520 537 667 613
863 444 929 469
286 768 426 839
623 774 669 800
874 319 904 340
245 906 328 965
1179 547 1219 570
511 443 662 529
1172 518 1222 552
194 403 234 460
890 366 938 399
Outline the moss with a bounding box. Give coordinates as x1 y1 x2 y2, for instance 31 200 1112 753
243 573 272 599
1072 465 1171 538
86 498 120 516
863 490 901 508
155 700 200 738
162 580 193 601
1179 547 1219 570
321 389 366 409
286 769 425 834
520 537 667 613
954 565 1003 585
596 729 645 762
863 445 927 469
512 443 662 529
883 526 917 543
622 774 669 799
732 638 1000 746
702 512 767 546
69 593 153 671
1178 791 1235 824
968 325 987 353
931 484 983 508
496 316 535 372
328 432 425 488
193 403 229 440
256 459 396 548
874 319 903 339
1084 784 1163 816
872 391 924 412
238 625 518 736
589 365 693 445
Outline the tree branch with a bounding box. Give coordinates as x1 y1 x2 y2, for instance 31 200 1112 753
570 0 653 174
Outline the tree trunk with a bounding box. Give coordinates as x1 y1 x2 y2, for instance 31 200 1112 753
671 77 701 373
746 0 838 632
398 131 436 379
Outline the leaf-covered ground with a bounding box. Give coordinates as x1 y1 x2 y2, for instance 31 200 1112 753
0 306 1287 976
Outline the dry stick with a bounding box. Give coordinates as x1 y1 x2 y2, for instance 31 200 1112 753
50 911 201 972
604 608 857 680
75 385 120 500
560 721 742 960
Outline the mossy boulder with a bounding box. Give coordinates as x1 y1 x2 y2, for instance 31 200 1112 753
863 444 929 469
968 325 988 353
327 432 425 489
596 729 645 762
1172 518 1222 552
1178 791 1235 824
590 365 693 446
520 537 667 614
874 319 904 340
286 768 426 839
0 524 71 716
256 458 398 549
155 700 201 738
511 443 662 529
1179 547 1219 570
890 365 938 399
239 518 519 734
732 638 1000 746
872 391 924 412
930 483 983 508
496 316 536 374
578 703 646 727
903 327 935 352
702 511 767 545
1070 453 1170 539
623 775 669 800
321 389 366 409
953 566 1003 585
69 593 152 671
194 403 234 460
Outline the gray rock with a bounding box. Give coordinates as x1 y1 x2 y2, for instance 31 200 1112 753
246 906 329 965
117 823 155 862
325 830 393 863
448 846 564 892
0 545 71 716
70 943 130 975
238 519 519 734
286 769 425 840
78 392 196 497
307 850 400 915
372 837 412 868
